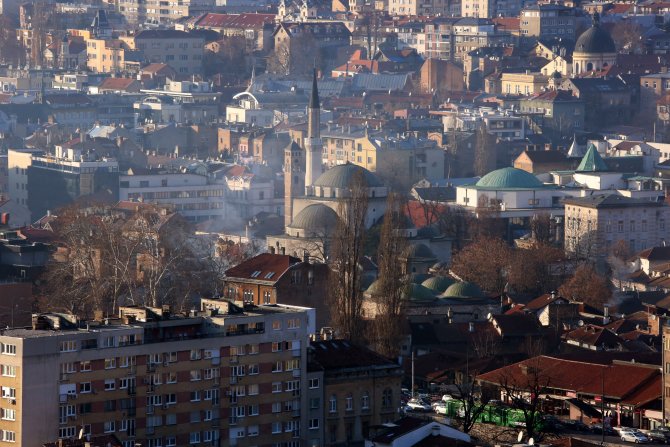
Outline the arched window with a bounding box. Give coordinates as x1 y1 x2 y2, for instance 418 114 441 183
586 62 593 71
575 63 580 73
329 394 337 413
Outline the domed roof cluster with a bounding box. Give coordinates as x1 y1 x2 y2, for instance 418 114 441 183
441 281 483 299
421 276 455 294
314 163 382 189
402 283 435 302
288 204 338 233
403 243 436 260
475 167 544 190
575 14 616 54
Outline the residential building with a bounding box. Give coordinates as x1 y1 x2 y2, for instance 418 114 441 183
513 150 572 174
452 18 512 60
7 148 41 211
562 77 633 129
501 71 548 96
564 193 670 259
423 19 458 60
0 302 315 446
309 340 402 446
86 38 128 74
132 30 205 75
10 143 119 222
388 0 451 18
222 253 331 328
520 4 577 39
520 89 585 137
192 13 276 52
142 0 214 24
271 22 352 73
461 0 521 18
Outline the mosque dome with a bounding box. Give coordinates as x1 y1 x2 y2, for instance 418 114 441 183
402 283 436 302
441 281 483 299
475 167 544 189
288 204 338 234
314 163 382 189
421 276 455 294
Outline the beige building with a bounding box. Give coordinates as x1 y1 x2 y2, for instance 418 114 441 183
519 4 576 38
132 30 205 75
501 71 549 95
564 194 670 259
388 0 451 17
0 303 315 447
86 38 127 73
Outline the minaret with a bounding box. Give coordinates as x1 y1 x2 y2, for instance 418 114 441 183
304 69 323 194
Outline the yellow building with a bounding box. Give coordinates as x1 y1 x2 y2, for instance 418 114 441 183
86 38 127 73
501 72 549 96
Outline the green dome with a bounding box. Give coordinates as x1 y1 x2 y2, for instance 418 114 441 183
288 204 338 233
402 283 436 302
441 281 483 299
406 273 432 284
366 279 381 295
403 243 436 259
475 167 544 190
314 163 382 189
421 276 455 293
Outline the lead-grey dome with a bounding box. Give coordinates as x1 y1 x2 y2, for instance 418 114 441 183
314 163 382 189
289 204 338 234
575 21 616 54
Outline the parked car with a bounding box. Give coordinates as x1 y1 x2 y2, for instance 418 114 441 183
646 430 670 444
406 398 432 412
590 423 615 435
621 430 651 443
563 419 589 431
433 402 448 415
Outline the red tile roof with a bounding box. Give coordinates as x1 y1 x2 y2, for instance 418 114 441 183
225 253 301 283
478 355 660 403
563 324 623 348
524 292 567 311
195 13 275 29
98 78 137 91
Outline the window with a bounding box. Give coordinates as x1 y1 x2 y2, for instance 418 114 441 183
272 422 282 434
79 382 91 394
310 397 320 409
285 359 299 371
80 361 91 372
272 320 281 330
382 388 393 408
309 418 320 430
362 391 370 409
272 382 282 393
248 364 259 375
346 394 353 411
60 341 77 352
190 370 201 381
104 421 115 433
309 378 320 389
248 384 259 395
272 402 281 413
104 358 116 369
1 409 15 421
190 349 201 360
272 342 282 352
189 432 201 444
190 390 201 402
272 361 283 373
329 395 337 413
104 379 115 391
2 430 15 442
248 425 259 437
248 404 259 416
0 366 15 377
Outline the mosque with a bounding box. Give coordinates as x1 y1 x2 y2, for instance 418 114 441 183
267 72 388 261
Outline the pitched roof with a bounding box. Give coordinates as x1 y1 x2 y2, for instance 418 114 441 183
563 324 623 348
134 30 201 40
521 150 568 164
195 12 275 29
492 313 541 336
576 143 608 172
224 253 301 283
478 355 660 402
97 77 138 91
636 246 670 261
563 193 664 209
309 339 398 370
525 292 567 311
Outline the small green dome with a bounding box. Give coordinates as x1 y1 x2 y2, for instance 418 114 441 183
475 167 544 190
403 243 436 259
366 279 381 295
402 283 436 302
406 273 432 284
441 281 483 299
421 276 455 293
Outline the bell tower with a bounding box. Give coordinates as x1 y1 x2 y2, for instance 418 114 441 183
304 69 323 194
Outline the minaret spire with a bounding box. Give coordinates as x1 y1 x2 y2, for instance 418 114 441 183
304 68 323 192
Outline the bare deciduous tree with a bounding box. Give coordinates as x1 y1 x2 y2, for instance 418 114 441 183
328 172 369 341
371 192 408 358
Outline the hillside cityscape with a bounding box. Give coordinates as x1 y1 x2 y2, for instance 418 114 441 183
3 0 670 446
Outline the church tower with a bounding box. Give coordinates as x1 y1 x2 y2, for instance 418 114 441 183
304 69 323 194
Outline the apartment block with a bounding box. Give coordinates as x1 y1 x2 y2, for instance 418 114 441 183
0 302 315 447
519 4 576 39
132 30 205 75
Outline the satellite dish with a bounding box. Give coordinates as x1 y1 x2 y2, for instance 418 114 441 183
517 431 524 443
529 438 535 446
578 320 584 327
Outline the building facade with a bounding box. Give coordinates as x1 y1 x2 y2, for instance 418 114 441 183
0 302 315 447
